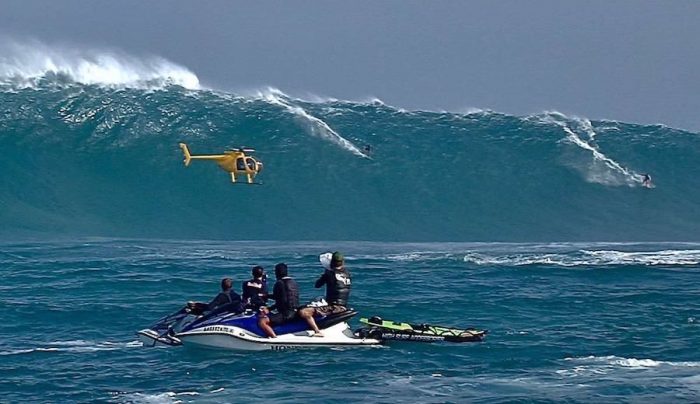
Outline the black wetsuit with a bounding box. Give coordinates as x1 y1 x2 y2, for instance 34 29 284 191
242 277 268 309
315 268 351 307
269 276 300 325
206 290 243 313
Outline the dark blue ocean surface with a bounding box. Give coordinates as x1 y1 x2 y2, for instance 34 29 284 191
1 240 698 403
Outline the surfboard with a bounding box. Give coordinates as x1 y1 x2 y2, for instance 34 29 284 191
319 252 332 270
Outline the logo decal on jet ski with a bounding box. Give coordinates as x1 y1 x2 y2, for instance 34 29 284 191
201 325 236 334
270 345 297 351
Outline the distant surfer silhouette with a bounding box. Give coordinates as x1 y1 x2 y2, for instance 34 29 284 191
363 144 372 155
641 173 652 188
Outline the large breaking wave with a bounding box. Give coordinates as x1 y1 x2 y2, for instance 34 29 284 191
0 39 199 89
1 41 699 241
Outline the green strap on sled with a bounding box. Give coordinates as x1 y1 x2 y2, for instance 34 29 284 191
360 317 413 331
360 317 483 337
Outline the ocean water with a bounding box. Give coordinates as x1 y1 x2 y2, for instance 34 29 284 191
1 44 699 402
2 71 700 241
1 240 699 403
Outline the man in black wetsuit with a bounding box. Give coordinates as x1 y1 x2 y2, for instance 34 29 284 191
187 277 243 315
315 251 351 313
242 265 268 310
297 251 351 335
258 263 302 338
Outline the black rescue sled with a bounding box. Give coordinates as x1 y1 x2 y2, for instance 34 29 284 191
356 316 487 343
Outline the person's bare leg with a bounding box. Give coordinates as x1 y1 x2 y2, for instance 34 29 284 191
258 316 276 338
298 307 323 336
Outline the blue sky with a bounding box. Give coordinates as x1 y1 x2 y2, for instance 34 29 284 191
1 0 698 130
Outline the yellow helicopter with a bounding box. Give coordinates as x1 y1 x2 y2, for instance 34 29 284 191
179 143 264 184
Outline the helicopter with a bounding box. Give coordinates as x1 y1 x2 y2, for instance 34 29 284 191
179 143 264 184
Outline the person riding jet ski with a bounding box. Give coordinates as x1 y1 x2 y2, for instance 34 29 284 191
242 265 268 310
187 277 243 315
314 251 351 314
297 251 351 334
258 263 310 338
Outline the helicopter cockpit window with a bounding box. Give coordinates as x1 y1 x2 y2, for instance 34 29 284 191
236 157 246 171
245 157 257 171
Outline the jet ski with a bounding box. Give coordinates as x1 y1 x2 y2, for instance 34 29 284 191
355 316 487 343
137 300 382 351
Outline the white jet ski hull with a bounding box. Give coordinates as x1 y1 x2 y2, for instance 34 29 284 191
176 321 382 351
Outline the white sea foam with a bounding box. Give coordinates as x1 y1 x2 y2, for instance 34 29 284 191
256 87 370 158
556 355 700 380
115 391 200 404
385 252 460 263
565 355 700 369
460 107 489 116
0 38 200 90
537 112 645 187
363 97 386 105
386 253 426 262
462 249 700 266
579 249 700 266
0 339 143 356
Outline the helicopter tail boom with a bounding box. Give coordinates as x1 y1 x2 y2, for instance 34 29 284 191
179 143 192 166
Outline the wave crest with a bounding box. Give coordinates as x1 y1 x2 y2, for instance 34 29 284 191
256 87 370 158
0 39 200 90
535 112 645 187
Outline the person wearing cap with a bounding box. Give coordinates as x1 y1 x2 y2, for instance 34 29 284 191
298 252 351 336
187 277 243 315
242 265 268 310
258 263 302 338
314 251 352 314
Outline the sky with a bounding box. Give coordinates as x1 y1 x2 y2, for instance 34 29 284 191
1 0 699 130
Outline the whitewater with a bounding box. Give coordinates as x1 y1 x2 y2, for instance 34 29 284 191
1 43 698 403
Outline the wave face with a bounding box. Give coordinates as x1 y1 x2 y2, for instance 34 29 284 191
1 75 699 241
